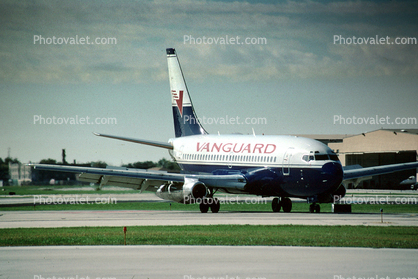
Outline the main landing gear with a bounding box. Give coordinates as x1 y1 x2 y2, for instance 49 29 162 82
271 197 293 212
272 197 321 213
199 197 220 213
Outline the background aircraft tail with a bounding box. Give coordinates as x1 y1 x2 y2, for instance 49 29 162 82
166 48 207 138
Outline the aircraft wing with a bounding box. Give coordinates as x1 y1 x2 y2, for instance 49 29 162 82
343 161 418 187
29 164 247 192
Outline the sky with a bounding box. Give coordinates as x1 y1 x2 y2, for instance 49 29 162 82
0 0 417 166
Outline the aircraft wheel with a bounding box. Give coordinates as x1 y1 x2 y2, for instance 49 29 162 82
272 197 281 212
200 200 209 213
309 203 315 213
309 203 320 213
210 198 220 213
282 197 292 213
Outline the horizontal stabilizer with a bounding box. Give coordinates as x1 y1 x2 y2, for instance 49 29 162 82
94 132 173 150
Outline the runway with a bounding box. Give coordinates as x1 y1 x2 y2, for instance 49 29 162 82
2 193 418 279
1 210 418 228
1 245 417 279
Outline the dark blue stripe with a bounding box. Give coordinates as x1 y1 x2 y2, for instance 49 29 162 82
178 162 342 198
173 106 207 137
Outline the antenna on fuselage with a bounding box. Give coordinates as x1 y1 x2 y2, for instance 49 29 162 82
252 128 256 137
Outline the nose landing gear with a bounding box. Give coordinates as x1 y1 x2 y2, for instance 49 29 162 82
309 203 320 213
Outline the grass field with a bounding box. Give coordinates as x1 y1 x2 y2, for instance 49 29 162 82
1 185 417 248
1 225 417 248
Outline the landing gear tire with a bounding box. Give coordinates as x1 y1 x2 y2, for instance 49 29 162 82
282 197 292 213
210 198 220 213
272 197 281 212
309 203 320 213
272 197 292 213
199 198 220 213
200 201 209 213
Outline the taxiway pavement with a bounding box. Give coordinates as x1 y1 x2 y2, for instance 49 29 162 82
1 245 417 279
1 210 418 228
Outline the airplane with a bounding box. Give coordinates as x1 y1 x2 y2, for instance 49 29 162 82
31 48 418 213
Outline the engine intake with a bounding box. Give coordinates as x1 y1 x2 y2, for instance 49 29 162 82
156 178 208 204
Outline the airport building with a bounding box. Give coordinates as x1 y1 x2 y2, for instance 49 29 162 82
297 129 418 189
327 129 418 189
8 162 32 186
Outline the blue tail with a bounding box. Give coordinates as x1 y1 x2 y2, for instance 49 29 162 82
166 48 207 138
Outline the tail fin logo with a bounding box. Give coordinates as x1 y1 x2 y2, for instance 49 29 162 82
171 90 184 116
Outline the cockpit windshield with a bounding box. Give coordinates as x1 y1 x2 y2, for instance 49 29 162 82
302 152 340 162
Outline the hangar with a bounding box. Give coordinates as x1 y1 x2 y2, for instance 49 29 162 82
327 129 418 189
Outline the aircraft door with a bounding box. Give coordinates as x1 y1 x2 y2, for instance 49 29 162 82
227 152 233 169
282 147 294 176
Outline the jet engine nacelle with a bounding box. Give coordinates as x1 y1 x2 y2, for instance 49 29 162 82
156 178 208 204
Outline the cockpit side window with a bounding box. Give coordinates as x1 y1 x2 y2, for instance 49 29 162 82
302 155 315 162
303 152 339 162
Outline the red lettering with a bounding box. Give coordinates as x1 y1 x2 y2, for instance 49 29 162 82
197 142 209 152
253 143 264 153
211 142 222 152
197 142 276 154
242 144 251 153
233 143 244 153
264 144 276 154
222 143 232 152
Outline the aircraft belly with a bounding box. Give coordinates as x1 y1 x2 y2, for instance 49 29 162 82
177 163 342 198
281 167 342 198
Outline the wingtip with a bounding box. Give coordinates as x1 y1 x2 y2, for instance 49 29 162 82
93 132 101 136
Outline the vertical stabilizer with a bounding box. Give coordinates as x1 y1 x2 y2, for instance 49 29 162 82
166 48 207 138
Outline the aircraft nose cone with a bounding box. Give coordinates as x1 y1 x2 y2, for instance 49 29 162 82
321 162 344 193
321 162 343 178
